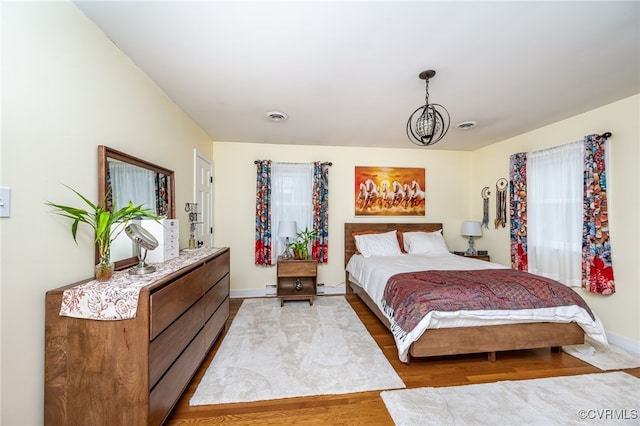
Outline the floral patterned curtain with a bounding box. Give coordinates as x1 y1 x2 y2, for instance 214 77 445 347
582 134 615 294
255 160 331 266
509 134 615 294
312 162 330 263
155 173 170 217
509 152 528 271
255 160 272 266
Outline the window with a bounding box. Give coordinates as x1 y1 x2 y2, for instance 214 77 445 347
255 160 330 266
510 133 615 294
527 141 583 286
270 162 314 264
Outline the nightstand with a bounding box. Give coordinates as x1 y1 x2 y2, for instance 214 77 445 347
276 256 318 306
455 253 490 262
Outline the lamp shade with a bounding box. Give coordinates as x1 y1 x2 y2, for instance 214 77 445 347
461 221 482 237
278 221 298 239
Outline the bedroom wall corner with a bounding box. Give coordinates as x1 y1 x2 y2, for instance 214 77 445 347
471 94 640 349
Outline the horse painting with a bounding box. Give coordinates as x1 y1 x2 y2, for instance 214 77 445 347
354 166 425 216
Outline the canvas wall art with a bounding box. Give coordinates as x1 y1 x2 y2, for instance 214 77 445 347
354 166 426 216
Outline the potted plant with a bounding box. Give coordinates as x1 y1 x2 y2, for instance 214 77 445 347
288 227 318 260
46 185 158 280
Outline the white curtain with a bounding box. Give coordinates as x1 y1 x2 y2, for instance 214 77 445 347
109 162 156 213
527 141 583 286
270 162 314 264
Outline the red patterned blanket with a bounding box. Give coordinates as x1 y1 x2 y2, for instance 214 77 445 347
382 269 595 341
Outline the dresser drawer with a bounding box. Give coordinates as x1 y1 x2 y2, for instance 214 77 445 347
165 240 179 251
149 327 207 425
202 251 230 293
203 274 229 319
147 247 179 263
141 218 178 241
163 219 178 237
277 260 317 277
150 267 205 339
204 298 229 349
149 296 205 388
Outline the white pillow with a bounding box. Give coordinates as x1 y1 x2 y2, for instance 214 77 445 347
402 230 450 255
354 230 403 258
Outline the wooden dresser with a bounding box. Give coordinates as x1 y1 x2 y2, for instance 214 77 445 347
45 248 230 425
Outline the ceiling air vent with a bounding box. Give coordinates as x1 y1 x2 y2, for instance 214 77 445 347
266 111 288 122
455 121 477 130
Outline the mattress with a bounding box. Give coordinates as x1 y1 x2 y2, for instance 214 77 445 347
346 253 608 362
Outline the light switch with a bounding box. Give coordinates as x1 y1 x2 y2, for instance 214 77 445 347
0 187 11 218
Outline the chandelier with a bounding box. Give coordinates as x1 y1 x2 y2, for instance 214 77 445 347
406 70 450 146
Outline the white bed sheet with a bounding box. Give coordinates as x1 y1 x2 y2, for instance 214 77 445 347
345 253 608 362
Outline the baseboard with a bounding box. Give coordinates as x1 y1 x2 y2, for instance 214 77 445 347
606 330 640 356
322 284 346 295
230 289 268 299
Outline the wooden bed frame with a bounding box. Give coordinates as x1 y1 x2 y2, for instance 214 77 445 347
344 222 585 363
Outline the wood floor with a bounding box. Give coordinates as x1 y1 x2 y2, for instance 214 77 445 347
165 295 640 425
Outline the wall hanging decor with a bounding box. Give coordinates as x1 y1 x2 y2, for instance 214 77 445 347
494 178 508 228
185 202 201 249
354 166 425 216
481 186 491 229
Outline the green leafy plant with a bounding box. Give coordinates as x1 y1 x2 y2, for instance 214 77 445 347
288 227 318 260
45 185 158 268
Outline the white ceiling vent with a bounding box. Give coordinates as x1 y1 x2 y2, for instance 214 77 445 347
455 121 478 130
266 111 288 122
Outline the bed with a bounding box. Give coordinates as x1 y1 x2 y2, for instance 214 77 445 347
344 222 607 364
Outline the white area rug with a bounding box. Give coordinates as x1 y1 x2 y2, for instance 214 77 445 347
563 336 640 370
381 372 640 426
190 296 405 405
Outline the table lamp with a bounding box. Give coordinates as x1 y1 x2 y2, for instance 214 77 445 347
278 220 298 259
461 221 482 255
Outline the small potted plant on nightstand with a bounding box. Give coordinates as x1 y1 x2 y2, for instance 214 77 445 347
46 185 158 281
288 227 318 260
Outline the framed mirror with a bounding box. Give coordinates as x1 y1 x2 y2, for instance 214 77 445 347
98 145 175 270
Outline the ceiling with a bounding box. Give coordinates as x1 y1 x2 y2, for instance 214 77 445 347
74 1 639 151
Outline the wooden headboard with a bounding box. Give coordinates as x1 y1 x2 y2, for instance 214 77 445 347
343 222 443 293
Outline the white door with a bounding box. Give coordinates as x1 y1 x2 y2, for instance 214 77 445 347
194 150 213 248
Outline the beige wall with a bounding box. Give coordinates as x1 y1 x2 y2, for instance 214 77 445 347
1 3 212 424
212 142 473 294
471 95 640 348
212 96 640 351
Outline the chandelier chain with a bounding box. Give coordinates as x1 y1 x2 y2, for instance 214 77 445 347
424 78 430 105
